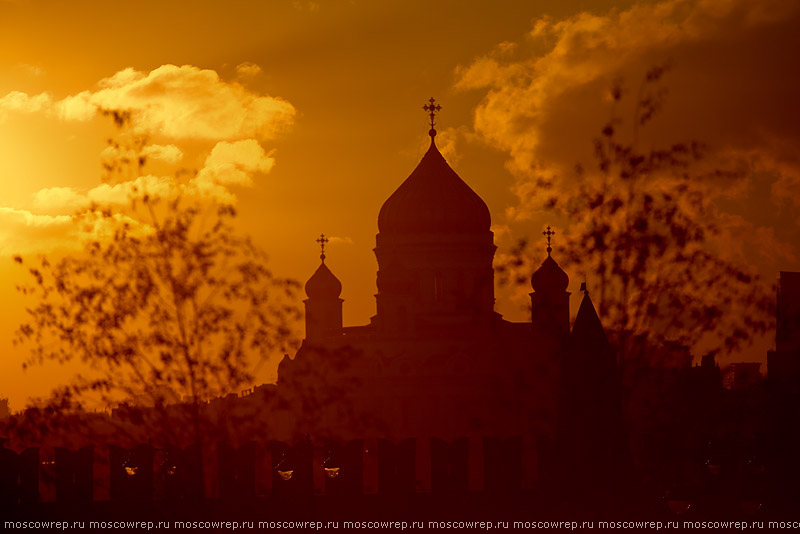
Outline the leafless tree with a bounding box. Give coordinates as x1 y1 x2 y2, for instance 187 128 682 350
499 64 774 366
11 113 301 447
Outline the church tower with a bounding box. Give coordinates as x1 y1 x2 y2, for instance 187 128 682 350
303 234 343 341
373 99 496 335
530 226 570 337
558 282 623 494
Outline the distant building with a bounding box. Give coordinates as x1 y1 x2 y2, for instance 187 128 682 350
724 362 762 391
132 386 180 408
768 271 800 393
691 353 722 391
0 398 9 420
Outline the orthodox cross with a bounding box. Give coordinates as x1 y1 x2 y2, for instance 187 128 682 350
543 226 555 256
316 233 329 262
423 97 441 134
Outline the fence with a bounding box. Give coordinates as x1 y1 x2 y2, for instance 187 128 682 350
1 436 543 507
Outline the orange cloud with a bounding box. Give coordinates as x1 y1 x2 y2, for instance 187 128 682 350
0 91 52 118
141 144 183 164
3 64 294 255
17 63 44 77
458 0 800 176
1 64 296 141
0 207 73 255
32 187 87 214
457 0 800 270
192 139 276 203
236 62 263 78
0 203 160 257
88 175 180 206
327 236 353 245
30 138 275 223
430 127 467 168
99 143 184 174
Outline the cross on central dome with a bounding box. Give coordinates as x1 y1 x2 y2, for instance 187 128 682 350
377 99 491 235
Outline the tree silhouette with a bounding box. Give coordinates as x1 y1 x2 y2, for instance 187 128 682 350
12 113 301 447
497 66 776 492
499 64 774 365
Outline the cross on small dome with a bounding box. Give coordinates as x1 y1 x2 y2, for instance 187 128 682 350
543 226 555 256
316 233 329 262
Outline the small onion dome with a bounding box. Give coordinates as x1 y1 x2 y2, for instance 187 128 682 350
305 261 342 299
531 255 569 293
378 140 491 234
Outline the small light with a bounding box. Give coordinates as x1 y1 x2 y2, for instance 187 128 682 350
322 450 342 479
324 467 341 479
275 453 295 481
124 466 139 476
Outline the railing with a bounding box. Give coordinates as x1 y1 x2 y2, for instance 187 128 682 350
0 436 535 506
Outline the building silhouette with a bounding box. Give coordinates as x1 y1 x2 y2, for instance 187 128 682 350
276 100 622 489
768 271 800 393
4 105 797 515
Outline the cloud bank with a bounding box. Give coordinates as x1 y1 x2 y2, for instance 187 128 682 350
457 0 800 267
1 64 295 141
0 63 294 255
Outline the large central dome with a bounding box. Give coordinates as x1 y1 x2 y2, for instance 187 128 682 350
378 140 491 235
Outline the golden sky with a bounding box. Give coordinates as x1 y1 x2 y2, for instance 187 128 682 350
1 0 799 410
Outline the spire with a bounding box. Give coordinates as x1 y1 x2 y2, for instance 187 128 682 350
423 97 441 140
316 233 329 262
572 287 608 346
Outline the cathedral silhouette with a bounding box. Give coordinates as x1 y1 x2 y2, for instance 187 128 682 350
273 100 623 490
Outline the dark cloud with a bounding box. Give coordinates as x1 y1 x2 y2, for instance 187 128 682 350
458 0 800 269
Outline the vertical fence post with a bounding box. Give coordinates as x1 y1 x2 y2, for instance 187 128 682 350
523 434 538 491
362 438 379 495
416 437 431 493
39 446 55 503
467 436 484 493
94 445 110 501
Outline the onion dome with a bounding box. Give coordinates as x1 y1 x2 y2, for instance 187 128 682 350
531 255 569 293
305 261 342 299
531 225 569 292
378 139 491 235
305 233 342 299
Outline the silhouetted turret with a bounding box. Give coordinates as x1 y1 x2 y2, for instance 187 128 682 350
530 227 570 337
768 271 800 393
304 234 343 341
